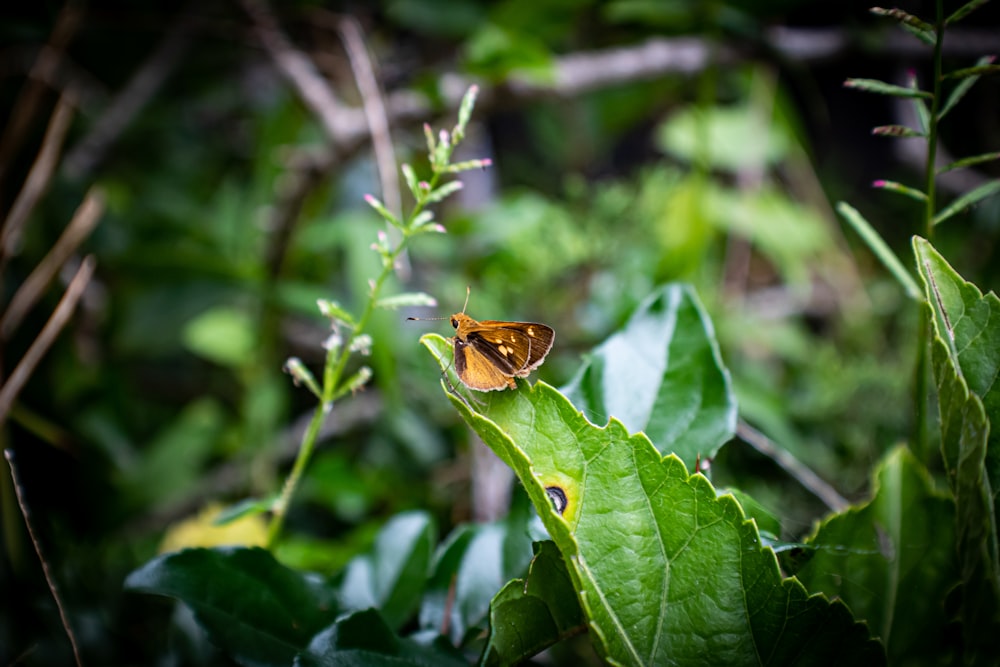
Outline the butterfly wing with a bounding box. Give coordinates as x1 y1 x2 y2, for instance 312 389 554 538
518 323 554 370
474 322 555 375
454 337 516 391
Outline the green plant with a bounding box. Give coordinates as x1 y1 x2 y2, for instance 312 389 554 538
119 4 1000 666
826 2 1000 664
260 86 491 545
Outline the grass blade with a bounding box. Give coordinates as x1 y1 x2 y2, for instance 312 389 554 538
937 151 1000 174
941 56 995 119
845 78 933 99
933 180 1000 226
873 180 928 202
870 7 936 44
946 0 990 25
837 201 921 300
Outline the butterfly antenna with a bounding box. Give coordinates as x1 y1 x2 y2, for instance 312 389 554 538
461 285 471 314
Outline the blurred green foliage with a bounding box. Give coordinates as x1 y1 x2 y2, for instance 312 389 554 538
2 0 998 664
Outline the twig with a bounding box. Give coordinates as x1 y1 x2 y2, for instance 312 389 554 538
5 449 84 667
1 96 75 265
508 36 724 97
1 189 104 338
0 45 107 113
736 420 849 512
63 12 196 179
335 15 407 278
0 0 82 187
240 0 351 146
336 16 400 221
244 4 406 280
332 28 1000 156
0 255 95 425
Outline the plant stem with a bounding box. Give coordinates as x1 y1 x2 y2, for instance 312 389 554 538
923 0 944 240
914 0 944 458
265 171 444 548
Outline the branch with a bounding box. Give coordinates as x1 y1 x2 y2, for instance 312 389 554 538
243 21 1000 162
1 188 104 338
334 14 409 277
0 255 96 425
0 1 82 187
335 15 400 221
5 449 84 667
1 96 75 265
240 0 352 146
737 420 849 512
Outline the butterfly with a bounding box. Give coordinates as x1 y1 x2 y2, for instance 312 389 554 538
410 289 555 391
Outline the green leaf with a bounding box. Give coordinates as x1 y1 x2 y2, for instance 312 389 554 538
331 366 372 401
914 237 1000 662
364 194 401 228
423 179 464 204
376 291 438 310
420 491 534 644
724 487 782 538
844 78 933 99
872 179 928 202
871 124 925 138
941 56 996 120
870 7 936 45
453 84 480 142
932 180 1000 226
214 495 279 525
480 541 585 666
655 104 792 171
836 202 922 300
124 547 338 666
182 306 256 367
421 335 886 666
401 162 419 197
411 210 435 228
464 23 554 84
795 446 957 664
317 299 356 327
944 63 1000 80
946 0 990 25
562 284 737 468
297 608 468 667
908 70 931 134
339 510 435 630
937 151 1000 174
284 357 321 398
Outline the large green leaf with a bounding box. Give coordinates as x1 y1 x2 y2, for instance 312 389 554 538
480 540 585 666
562 284 737 468
124 547 338 666
794 446 957 664
296 608 467 667
914 237 1000 661
421 334 885 666
339 510 435 631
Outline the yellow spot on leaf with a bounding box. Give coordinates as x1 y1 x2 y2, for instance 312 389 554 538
159 502 268 553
